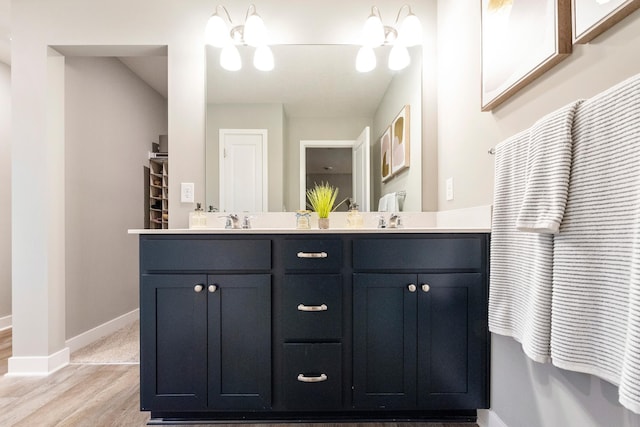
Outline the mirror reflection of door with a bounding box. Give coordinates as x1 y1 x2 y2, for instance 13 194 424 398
306 147 352 212
219 129 268 212
301 126 371 212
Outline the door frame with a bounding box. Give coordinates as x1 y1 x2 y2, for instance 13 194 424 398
299 140 354 211
219 128 268 212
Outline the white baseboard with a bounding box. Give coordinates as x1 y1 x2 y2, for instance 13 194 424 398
0 315 11 331
478 409 510 427
65 308 139 353
6 346 70 376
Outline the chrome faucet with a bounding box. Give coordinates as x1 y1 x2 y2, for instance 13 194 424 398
388 213 402 228
242 216 252 229
378 215 387 229
221 214 240 229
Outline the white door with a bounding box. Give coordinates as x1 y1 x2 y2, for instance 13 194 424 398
219 129 268 212
352 126 371 211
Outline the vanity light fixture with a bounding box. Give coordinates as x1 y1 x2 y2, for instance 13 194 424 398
356 5 422 72
205 4 274 72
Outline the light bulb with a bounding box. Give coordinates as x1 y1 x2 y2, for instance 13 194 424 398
397 13 422 47
362 13 385 47
356 46 376 72
205 14 231 48
244 13 267 47
220 44 242 71
254 45 274 71
388 44 410 71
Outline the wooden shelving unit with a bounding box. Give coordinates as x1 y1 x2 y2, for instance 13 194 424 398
149 158 168 229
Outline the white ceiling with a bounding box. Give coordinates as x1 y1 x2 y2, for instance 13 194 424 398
118 56 168 98
206 44 396 118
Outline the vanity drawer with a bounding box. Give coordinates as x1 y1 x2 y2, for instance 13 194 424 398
283 239 343 271
281 274 342 340
353 237 483 271
140 238 271 271
282 343 342 410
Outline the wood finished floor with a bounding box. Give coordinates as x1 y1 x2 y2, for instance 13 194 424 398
0 329 477 427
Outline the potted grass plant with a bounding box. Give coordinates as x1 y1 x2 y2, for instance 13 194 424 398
306 182 339 229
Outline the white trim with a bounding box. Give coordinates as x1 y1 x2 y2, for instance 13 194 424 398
477 409 510 427
299 139 355 210
65 308 139 353
0 315 11 331
6 346 70 376
219 129 269 212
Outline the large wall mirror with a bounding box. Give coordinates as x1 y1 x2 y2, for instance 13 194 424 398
205 44 422 212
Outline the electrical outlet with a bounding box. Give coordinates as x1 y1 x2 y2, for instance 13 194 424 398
181 182 195 203
446 178 454 201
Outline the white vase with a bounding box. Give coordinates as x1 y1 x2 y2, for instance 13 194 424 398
318 217 330 229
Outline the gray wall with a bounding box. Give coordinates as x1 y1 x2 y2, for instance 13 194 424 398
437 0 640 425
65 57 167 338
0 61 9 321
372 50 423 212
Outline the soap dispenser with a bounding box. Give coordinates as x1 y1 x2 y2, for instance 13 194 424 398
346 203 364 228
190 203 207 228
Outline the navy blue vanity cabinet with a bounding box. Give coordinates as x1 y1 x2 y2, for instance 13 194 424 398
352 236 489 411
138 232 489 423
140 273 208 411
278 238 346 411
140 236 272 414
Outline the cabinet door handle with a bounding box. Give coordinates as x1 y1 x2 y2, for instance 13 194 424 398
421 284 431 293
297 303 328 312
297 373 328 383
194 284 204 293
208 285 218 293
297 251 328 259
408 284 417 292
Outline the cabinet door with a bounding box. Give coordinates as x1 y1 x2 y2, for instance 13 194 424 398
140 274 208 411
208 274 272 409
353 273 417 409
417 273 488 409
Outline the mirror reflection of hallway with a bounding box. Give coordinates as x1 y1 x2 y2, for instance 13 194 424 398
305 147 352 212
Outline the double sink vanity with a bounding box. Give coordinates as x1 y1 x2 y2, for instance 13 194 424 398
130 208 491 424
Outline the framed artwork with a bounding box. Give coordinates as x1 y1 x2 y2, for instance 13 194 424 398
391 105 410 175
380 126 392 182
481 0 572 111
572 0 640 44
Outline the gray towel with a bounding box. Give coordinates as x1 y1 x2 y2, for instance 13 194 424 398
489 129 554 363
550 73 640 414
516 100 583 234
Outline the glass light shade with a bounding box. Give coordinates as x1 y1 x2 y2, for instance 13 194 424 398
356 46 376 73
362 14 385 47
254 45 274 71
388 44 410 71
244 13 267 47
205 14 231 48
220 44 242 71
397 13 422 47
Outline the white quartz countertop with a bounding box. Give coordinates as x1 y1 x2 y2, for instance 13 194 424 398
129 206 492 235
128 226 490 235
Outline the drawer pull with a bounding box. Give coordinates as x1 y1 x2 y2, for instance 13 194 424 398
408 284 417 292
297 251 328 259
421 284 430 293
194 284 204 293
297 303 328 312
297 373 328 383
208 284 218 293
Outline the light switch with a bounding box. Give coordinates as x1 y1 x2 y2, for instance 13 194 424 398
446 178 454 201
181 182 195 203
